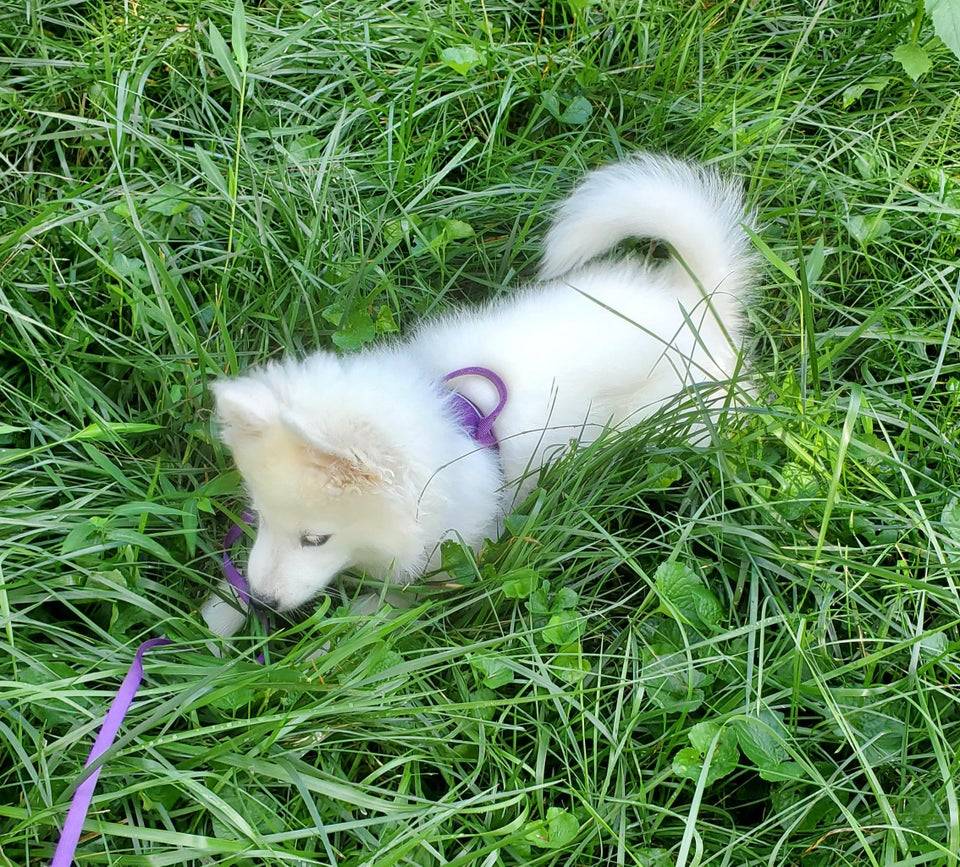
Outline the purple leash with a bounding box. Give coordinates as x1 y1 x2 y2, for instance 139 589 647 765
222 510 256 605
444 366 508 449
51 367 508 864
50 636 172 867
51 518 255 867
223 511 268 664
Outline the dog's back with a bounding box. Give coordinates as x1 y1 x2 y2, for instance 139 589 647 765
411 153 757 485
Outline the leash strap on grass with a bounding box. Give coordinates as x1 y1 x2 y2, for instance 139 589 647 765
51 520 252 866
50 636 172 867
221 512 255 604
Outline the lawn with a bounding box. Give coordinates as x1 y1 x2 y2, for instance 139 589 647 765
3 0 960 864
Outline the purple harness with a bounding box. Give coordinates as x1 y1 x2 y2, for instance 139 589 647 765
444 366 508 450
51 367 506 866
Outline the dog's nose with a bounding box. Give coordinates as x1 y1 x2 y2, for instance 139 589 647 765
251 591 279 611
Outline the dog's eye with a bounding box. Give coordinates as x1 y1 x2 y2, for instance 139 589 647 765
299 533 331 547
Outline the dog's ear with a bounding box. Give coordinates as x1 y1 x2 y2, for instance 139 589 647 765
212 377 279 444
300 445 392 493
281 412 399 494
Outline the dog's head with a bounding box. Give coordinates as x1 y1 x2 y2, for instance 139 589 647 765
211 360 424 611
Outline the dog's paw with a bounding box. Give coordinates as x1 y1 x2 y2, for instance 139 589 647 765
202 587 248 637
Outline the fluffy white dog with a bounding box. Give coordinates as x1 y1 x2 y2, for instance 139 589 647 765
203 153 756 634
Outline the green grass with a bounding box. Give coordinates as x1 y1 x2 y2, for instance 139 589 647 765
2 0 960 864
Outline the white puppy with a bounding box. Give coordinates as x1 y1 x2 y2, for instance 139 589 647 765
204 153 756 632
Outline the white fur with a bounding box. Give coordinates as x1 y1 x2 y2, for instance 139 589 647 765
201 589 249 638
206 152 756 623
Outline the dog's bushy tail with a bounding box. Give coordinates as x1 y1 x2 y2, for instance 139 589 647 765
540 153 756 305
